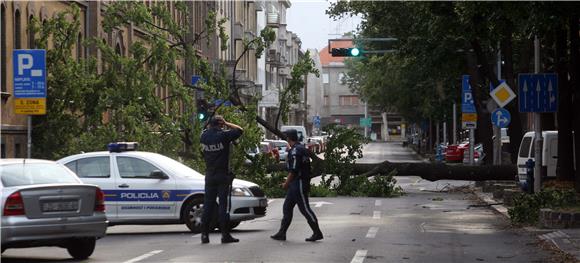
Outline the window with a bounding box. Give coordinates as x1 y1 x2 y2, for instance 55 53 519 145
338 72 346 84
77 33 83 59
1 143 5 158
518 137 532 158
65 157 111 178
1 163 78 187
14 10 21 49
339 95 359 106
14 143 21 158
1 4 6 93
322 73 329 84
28 15 35 49
117 157 161 179
324 96 329 106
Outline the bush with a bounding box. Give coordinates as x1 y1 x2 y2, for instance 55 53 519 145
508 188 577 225
309 184 338 197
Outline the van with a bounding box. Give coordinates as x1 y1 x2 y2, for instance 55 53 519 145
516 131 558 184
280 125 308 143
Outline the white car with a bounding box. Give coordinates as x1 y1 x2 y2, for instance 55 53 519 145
57 143 267 233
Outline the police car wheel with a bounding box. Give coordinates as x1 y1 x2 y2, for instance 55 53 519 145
184 198 205 233
66 238 96 260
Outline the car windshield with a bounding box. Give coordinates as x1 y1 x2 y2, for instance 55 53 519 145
147 154 204 179
1 163 79 187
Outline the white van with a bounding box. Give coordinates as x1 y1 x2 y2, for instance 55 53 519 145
516 131 558 183
280 125 308 143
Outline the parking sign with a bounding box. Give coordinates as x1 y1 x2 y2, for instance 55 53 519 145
13 50 47 115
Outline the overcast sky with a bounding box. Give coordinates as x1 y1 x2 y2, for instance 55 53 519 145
286 0 362 51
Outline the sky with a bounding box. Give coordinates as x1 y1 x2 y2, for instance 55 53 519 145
286 0 362 51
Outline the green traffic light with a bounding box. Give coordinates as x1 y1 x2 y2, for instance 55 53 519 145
350 48 360 56
198 113 206 120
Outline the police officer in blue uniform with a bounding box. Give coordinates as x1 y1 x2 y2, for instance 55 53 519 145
271 129 323 242
200 115 243 244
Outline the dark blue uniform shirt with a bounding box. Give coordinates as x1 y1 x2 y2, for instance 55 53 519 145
200 127 243 177
286 143 311 184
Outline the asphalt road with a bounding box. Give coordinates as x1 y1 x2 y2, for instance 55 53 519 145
2 142 560 262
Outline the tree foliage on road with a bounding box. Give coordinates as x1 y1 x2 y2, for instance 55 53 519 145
328 2 580 187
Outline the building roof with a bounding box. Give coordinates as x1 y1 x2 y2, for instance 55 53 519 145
319 40 354 66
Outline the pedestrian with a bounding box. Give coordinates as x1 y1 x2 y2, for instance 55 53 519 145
271 129 323 242
200 115 243 244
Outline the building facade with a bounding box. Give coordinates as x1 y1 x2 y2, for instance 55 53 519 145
305 48 323 135
0 1 207 158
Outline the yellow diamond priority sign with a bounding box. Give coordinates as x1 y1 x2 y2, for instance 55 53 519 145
490 82 516 108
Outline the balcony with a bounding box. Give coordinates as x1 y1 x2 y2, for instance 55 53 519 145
233 22 244 40
259 89 280 108
267 12 280 27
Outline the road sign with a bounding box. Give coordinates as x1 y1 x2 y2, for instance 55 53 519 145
313 115 321 128
491 108 511 128
462 113 477 129
518 73 558 112
13 49 47 115
461 75 476 113
359 117 372 128
191 75 202 85
490 82 516 108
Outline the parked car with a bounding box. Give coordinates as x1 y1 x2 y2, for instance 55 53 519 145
260 141 280 162
265 139 290 161
280 125 308 143
57 142 267 233
309 136 326 153
462 143 485 165
445 141 470 162
1 159 107 259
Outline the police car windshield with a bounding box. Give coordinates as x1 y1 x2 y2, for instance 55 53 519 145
148 154 204 179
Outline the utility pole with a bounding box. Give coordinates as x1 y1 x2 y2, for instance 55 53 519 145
533 36 542 193
453 103 457 144
493 42 502 165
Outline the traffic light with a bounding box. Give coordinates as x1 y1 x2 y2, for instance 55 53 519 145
196 99 209 122
331 47 362 57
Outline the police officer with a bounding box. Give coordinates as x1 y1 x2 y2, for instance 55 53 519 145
200 115 243 244
271 129 323 242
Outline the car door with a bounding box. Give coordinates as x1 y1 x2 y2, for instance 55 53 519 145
63 156 117 218
113 155 176 220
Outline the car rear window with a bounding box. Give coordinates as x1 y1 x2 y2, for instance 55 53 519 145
1 163 79 187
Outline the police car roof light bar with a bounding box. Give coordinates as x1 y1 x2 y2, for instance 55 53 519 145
108 142 139 152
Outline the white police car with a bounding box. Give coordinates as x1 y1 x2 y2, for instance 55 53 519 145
57 142 267 233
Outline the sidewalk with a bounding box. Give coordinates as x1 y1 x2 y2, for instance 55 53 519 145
474 189 580 261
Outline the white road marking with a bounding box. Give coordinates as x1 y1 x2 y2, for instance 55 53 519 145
350 249 368 263
366 227 379 238
123 250 163 263
310 201 333 208
373 211 381 219
375 200 381 206
268 199 275 205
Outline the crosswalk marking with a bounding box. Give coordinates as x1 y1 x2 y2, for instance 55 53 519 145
375 200 381 206
373 211 381 219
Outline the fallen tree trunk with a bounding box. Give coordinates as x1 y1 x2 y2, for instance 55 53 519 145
268 161 517 182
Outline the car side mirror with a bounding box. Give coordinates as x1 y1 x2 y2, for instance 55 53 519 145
150 170 169 179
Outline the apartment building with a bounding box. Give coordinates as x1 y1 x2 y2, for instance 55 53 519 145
0 1 209 158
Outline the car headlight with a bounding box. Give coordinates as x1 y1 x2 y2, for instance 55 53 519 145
231 187 253 197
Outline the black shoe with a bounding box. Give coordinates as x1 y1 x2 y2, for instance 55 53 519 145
270 232 286 241
221 235 239 244
305 232 323 242
201 234 209 244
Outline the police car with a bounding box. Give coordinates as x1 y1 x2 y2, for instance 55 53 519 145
57 142 267 233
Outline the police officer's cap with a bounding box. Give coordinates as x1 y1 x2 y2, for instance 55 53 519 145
284 129 299 141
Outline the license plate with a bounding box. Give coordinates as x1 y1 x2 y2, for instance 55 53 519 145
42 201 79 212
259 199 268 207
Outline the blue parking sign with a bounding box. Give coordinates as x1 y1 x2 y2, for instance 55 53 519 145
461 75 476 113
13 50 46 98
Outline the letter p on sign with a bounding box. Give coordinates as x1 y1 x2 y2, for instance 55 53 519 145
17 53 42 77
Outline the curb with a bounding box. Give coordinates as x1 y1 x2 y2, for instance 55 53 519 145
473 187 580 262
